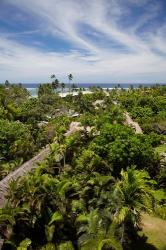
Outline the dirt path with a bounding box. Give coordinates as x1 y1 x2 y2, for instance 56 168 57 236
124 112 143 134
0 146 50 208
112 100 143 134
141 213 166 249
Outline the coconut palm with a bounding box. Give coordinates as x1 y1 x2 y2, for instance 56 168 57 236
50 74 56 80
76 210 122 250
50 75 59 92
52 79 59 92
50 75 55 88
68 74 73 93
61 82 65 95
113 167 156 244
4 80 10 88
71 83 77 93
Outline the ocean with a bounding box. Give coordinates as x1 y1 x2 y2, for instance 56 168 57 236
22 83 165 97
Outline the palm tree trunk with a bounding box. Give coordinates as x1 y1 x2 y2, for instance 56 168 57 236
69 80 71 94
120 222 125 245
63 153 66 168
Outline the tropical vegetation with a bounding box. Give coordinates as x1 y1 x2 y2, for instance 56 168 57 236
0 82 165 249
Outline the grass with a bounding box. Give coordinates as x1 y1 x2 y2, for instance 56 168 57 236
155 144 166 154
139 213 166 250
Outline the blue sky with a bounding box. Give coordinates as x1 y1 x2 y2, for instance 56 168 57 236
0 0 166 83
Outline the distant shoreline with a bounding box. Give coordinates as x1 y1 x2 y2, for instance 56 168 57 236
26 83 165 97
1 82 165 88
1 82 165 97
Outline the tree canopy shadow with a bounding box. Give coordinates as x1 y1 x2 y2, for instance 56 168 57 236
128 233 158 250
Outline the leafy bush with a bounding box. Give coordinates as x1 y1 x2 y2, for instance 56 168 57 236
0 119 35 162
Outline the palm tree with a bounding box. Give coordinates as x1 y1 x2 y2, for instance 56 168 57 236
61 82 65 95
76 210 122 250
71 83 77 92
50 75 59 92
50 74 56 80
68 74 73 93
113 167 156 244
4 80 10 88
50 75 55 87
53 79 59 92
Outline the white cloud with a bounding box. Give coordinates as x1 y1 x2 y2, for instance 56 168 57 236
0 0 166 83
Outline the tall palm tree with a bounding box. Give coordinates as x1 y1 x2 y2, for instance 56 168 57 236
50 74 56 80
71 83 77 92
53 79 59 92
113 167 156 244
50 74 55 87
61 82 65 95
68 74 73 93
5 80 10 88
50 75 59 92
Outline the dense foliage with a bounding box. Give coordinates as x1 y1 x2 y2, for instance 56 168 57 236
116 85 166 135
0 84 165 250
0 83 71 179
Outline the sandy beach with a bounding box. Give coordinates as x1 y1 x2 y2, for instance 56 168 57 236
59 90 92 97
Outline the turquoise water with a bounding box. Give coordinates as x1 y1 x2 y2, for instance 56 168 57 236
28 88 38 97
26 83 165 97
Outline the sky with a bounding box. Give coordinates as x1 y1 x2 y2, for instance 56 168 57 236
0 0 166 83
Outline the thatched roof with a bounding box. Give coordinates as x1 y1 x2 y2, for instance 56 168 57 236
0 146 50 208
